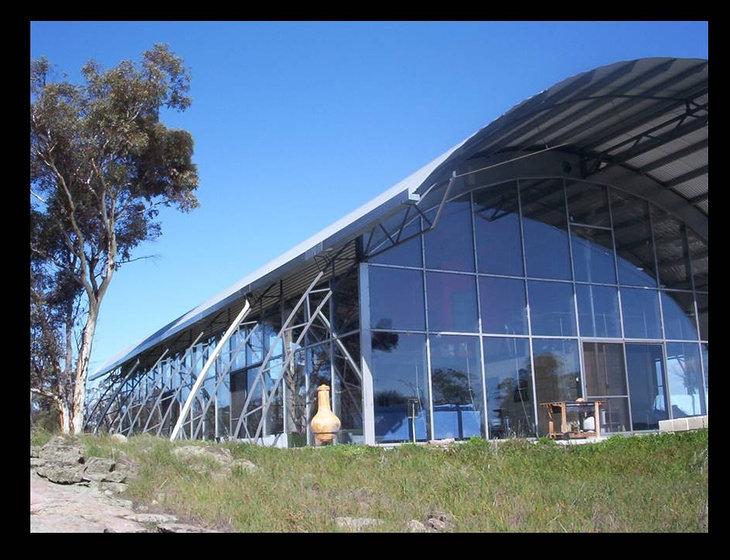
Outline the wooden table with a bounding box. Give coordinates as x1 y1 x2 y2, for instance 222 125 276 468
540 400 603 439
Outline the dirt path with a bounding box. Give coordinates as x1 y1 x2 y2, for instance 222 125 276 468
30 469 151 533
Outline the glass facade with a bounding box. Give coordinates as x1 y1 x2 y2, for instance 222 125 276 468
365 178 707 442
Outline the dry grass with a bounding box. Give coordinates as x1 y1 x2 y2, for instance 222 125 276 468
31 428 708 532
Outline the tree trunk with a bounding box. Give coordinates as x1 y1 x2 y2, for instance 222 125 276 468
70 303 99 434
58 399 71 434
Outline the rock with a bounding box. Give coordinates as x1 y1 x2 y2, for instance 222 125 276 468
156 522 218 533
233 459 257 472
30 445 42 458
31 457 46 469
125 513 178 524
98 481 127 494
85 456 115 473
38 436 84 465
172 445 232 465
36 462 86 484
334 516 382 532
115 455 141 479
110 433 127 443
426 511 455 532
407 519 433 533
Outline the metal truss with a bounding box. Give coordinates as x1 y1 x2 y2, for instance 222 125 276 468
85 359 140 434
362 172 456 261
232 271 332 443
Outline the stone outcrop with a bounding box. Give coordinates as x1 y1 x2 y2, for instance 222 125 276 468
171 445 257 479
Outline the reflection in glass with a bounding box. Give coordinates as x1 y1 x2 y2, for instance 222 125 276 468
332 268 360 335
686 229 708 291
473 182 523 276
483 337 535 438
666 342 706 418
597 398 631 434
566 181 611 227
626 344 668 430
426 272 478 333
528 281 576 336
429 335 484 440
369 266 424 331
661 291 698 341
621 288 662 339
571 226 617 284
697 293 708 341
520 179 571 280
701 343 708 406
583 342 627 396
532 338 582 435
479 276 528 335
576 284 621 338
611 191 657 287
424 196 475 272
333 335 363 443
371 332 430 442
368 216 423 268
652 208 692 290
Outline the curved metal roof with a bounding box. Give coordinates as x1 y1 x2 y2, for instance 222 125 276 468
93 56 708 378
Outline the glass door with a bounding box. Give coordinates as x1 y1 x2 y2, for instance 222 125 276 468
625 344 668 430
582 342 630 433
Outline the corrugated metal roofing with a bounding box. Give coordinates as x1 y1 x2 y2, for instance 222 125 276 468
93 56 708 379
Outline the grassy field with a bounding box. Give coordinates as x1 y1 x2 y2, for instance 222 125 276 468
31 429 708 532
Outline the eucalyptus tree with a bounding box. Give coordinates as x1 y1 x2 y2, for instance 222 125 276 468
30 44 199 433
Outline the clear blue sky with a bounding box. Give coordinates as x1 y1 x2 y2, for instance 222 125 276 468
30 21 708 373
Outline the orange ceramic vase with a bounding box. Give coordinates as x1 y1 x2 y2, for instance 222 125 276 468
310 384 341 445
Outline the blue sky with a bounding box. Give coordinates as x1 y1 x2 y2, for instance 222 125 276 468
30 21 708 373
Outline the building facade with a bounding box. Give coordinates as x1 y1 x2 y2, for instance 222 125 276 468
86 57 708 447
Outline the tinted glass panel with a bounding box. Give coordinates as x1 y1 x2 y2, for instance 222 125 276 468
599 398 631 434
661 291 698 341
483 337 535 438
583 342 627 396
424 195 475 272
666 342 706 418
426 272 478 333
611 191 657 287
479 276 528 335
576 284 621 338
571 226 616 284
701 343 708 404
626 344 668 430
528 281 576 336
520 179 571 280
430 335 484 440
566 181 610 227
473 182 523 276
621 288 661 339
697 293 708 341
371 332 430 442
368 216 423 268
686 229 708 291
652 207 692 290
532 338 582 435
369 266 424 331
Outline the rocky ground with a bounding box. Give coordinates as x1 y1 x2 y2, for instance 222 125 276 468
30 435 218 533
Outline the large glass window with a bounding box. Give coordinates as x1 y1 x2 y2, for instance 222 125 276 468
369 266 424 331
532 338 582 435
666 342 706 418
571 226 617 284
429 335 484 440
701 343 708 406
583 342 627 396
528 280 576 336
652 208 692 290
424 195 475 272
611 191 658 287
426 272 479 333
661 291 698 341
483 337 535 438
520 179 572 280
479 276 528 335
473 181 523 276
368 217 423 268
576 284 621 338
686 229 708 291
626 344 668 430
371 332 430 443
697 293 708 341
566 181 611 227
621 288 662 339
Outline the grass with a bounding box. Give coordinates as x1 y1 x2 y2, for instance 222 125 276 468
31 428 708 532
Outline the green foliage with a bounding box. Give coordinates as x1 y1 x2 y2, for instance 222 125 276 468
79 430 708 533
